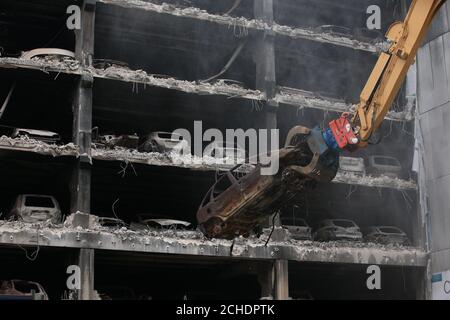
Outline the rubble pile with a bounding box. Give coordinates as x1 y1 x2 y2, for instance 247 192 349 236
89 65 264 99
0 136 79 157
334 172 417 190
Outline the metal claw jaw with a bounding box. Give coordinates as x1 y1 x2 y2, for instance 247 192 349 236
285 126 340 183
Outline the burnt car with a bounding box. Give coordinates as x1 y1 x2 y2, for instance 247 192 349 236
138 131 188 154
21 48 75 60
339 156 366 176
131 214 191 231
11 128 61 144
367 155 402 178
197 126 339 239
92 129 139 150
98 217 127 228
283 219 312 241
203 141 246 164
0 280 48 300
6 194 62 224
92 59 129 70
313 219 363 242
365 226 410 245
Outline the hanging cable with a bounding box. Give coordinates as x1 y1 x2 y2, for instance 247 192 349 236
265 212 279 246
0 82 16 120
224 0 242 16
200 39 248 83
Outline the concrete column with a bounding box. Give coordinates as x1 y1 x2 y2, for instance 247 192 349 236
254 0 279 230
71 75 93 214
71 0 96 214
274 260 289 300
72 1 96 301
75 0 96 67
78 248 95 300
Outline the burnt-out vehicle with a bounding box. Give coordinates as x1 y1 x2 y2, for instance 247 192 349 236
367 155 402 178
131 214 191 231
92 59 129 70
0 125 61 144
138 131 188 154
283 218 312 241
0 280 48 300
98 217 127 228
338 156 366 176
5 194 62 224
92 129 139 150
313 219 363 242
11 128 61 144
365 226 410 245
197 126 339 239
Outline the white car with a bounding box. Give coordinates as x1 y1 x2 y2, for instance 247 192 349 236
139 131 189 154
6 195 62 224
12 128 61 144
367 155 402 178
339 156 366 175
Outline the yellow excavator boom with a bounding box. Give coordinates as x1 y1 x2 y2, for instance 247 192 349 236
330 0 446 150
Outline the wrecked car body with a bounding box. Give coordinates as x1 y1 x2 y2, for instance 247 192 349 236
131 214 191 231
20 48 75 60
93 59 129 70
92 130 139 150
0 280 48 300
283 219 312 241
11 128 61 144
98 217 127 229
197 162 298 239
5 194 62 224
313 219 363 242
365 226 410 246
197 126 339 239
138 131 188 154
367 155 403 178
338 156 366 176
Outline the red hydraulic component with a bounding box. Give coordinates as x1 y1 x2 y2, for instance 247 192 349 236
329 113 359 149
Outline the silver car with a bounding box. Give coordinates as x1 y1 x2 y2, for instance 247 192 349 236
12 128 61 144
314 219 363 242
365 226 410 245
283 219 312 241
131 214 191 231
139 131 188 154
339 156 366 175
367 155 402 178
6 195 62 224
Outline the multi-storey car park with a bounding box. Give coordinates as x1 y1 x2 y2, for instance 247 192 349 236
0 0 439 300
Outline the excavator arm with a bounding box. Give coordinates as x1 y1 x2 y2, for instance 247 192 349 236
197 0 446 239
327 0 446 151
